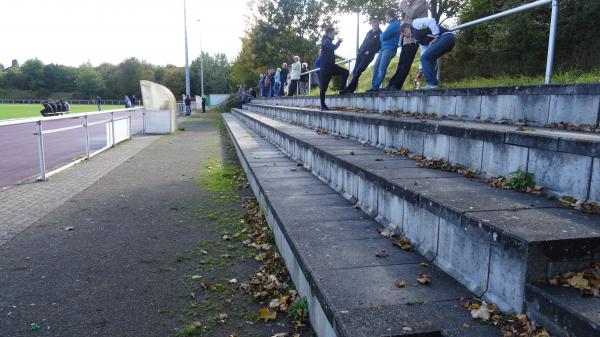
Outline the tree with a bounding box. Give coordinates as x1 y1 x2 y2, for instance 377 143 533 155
109 57 154 97
191 52 232 95
43 64 77 93
21 59 45 91
429 0 467 23
161 66 185 98
76 65 105 98
323 0 398 20
5 66 27 90
230 35 261 88
0 64 4 71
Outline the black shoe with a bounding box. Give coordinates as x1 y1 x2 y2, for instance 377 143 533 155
382 86 397 92
365 88 379 93
339 90 352 95
320 106 330 111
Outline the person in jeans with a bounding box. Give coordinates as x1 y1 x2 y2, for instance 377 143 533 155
279 63 288 96
343 18 381 94
367 10 401 92
400 17 455 89
385 0 427 91
288 56 301 96
299 63 309 95
184 95 191 115
319 27 349 111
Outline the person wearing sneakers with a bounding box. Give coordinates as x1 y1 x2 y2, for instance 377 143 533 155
342 18 382 94
400 17 455 90
366 10 401 93
319 27 349 111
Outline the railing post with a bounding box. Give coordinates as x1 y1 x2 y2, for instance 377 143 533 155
308 72 312 95
35 120 46 181
142 111 146 134
84 115 90 159
110 111 116 147
128 112 132 139
544 0 559 85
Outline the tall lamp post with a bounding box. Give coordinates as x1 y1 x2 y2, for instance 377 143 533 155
196 19 205 98
183 0 191 97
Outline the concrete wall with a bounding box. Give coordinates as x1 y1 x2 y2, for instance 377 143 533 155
258 84 600 128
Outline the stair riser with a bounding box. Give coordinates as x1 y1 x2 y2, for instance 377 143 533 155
232 109 529 313
223 119 339 337
257 84 600 128
244 104 600 204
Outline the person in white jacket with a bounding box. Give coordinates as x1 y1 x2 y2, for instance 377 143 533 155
288 56 301 96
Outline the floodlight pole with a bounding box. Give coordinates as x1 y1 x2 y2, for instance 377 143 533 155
196 19 205 98
183 0 191 97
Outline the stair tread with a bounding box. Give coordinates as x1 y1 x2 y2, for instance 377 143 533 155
223 113 498 337
236 109 600 247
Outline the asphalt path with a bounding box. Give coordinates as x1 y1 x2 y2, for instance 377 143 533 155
0 111 143 189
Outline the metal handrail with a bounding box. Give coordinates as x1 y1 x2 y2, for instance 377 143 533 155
448 0 557 84
0 107 143 127
300 57 357 76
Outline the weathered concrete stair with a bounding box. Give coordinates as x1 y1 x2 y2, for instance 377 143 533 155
229 108 600 337
243 102 600 204
222 113 502 337
257 84 600 129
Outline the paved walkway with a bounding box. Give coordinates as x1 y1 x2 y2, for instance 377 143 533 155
0 115 223 336
0 134 159 247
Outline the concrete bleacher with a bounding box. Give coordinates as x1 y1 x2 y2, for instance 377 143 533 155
223 85 600 337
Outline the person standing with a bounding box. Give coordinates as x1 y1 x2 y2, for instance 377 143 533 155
184 95 192 115
131 94 137 107
299 63 309 95
97 96 102 111
343 19 382 94
400 18 455 89
288 56 301 96
367 10 401 92
201 96 206 113
268 69 276 97
124 95 132 108
319 27 349 111
279 63 288 96
386 0 428 91
274 68 282 97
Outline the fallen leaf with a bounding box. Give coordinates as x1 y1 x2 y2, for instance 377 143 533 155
396 279 407 288
420 262 429 268
375 249 389 257
391 237 413 251
416 272 431 285
191 321 202 329
378 228 396 238
256 307 277 322
64 226 74 231
228 278 238 284
222 234 231 241
191 275 202 280
470 301 493 321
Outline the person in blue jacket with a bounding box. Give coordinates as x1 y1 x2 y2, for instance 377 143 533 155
367 9 401 92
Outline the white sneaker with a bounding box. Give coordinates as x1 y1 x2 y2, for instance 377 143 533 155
422 85 441 90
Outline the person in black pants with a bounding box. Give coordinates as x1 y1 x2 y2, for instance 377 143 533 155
343 19 381 94
279 63 288 96
319 27 349 111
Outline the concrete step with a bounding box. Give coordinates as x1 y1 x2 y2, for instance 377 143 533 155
255 84 600 129
230 108 600 318
525 283 600 337
222 113 501 337
243 102 600 204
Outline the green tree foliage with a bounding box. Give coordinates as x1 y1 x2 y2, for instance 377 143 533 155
161 66 186 98
322 0 399 20
21 59 45 91
190 52 232 94
43 64 78 93
76 65 105 98
107 57 154 98
230 36 260 88
444 0 600 80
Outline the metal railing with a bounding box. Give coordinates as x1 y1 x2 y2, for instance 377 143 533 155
448 0 558 84
303 57 357 93
0 108 143 184
0 99 140 106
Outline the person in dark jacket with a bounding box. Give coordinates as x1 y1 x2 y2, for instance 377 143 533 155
367 10 401 92
40 101 54 116
343 19 381 94
201 97 206 113
400 17 455 89
299 63 309 95
131 95 137 107
385 0 428 91
279 63 288 96
319 27 349 111
184 95 192 115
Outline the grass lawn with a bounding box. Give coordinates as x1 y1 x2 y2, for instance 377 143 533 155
0 104 122 120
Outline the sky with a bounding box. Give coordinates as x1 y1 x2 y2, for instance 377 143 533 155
1 0 372 68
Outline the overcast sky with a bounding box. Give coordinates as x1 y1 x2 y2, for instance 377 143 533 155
1 0 373 67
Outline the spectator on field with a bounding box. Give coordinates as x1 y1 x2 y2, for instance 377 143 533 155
131 95 137 107
184 95 192 115
319 27 349 111
386 0 428 91
274 68 282 97
125 95 132 108
299 63 309 95
367 9 401 92
40 100 54 116
401 17 455 89
279 63 288 96
343 18 382 94
288 56 301 96
97 96 102 111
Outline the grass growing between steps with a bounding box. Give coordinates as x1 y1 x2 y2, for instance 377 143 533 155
173 112 315 337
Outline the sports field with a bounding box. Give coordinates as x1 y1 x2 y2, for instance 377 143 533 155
0 104 122 120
